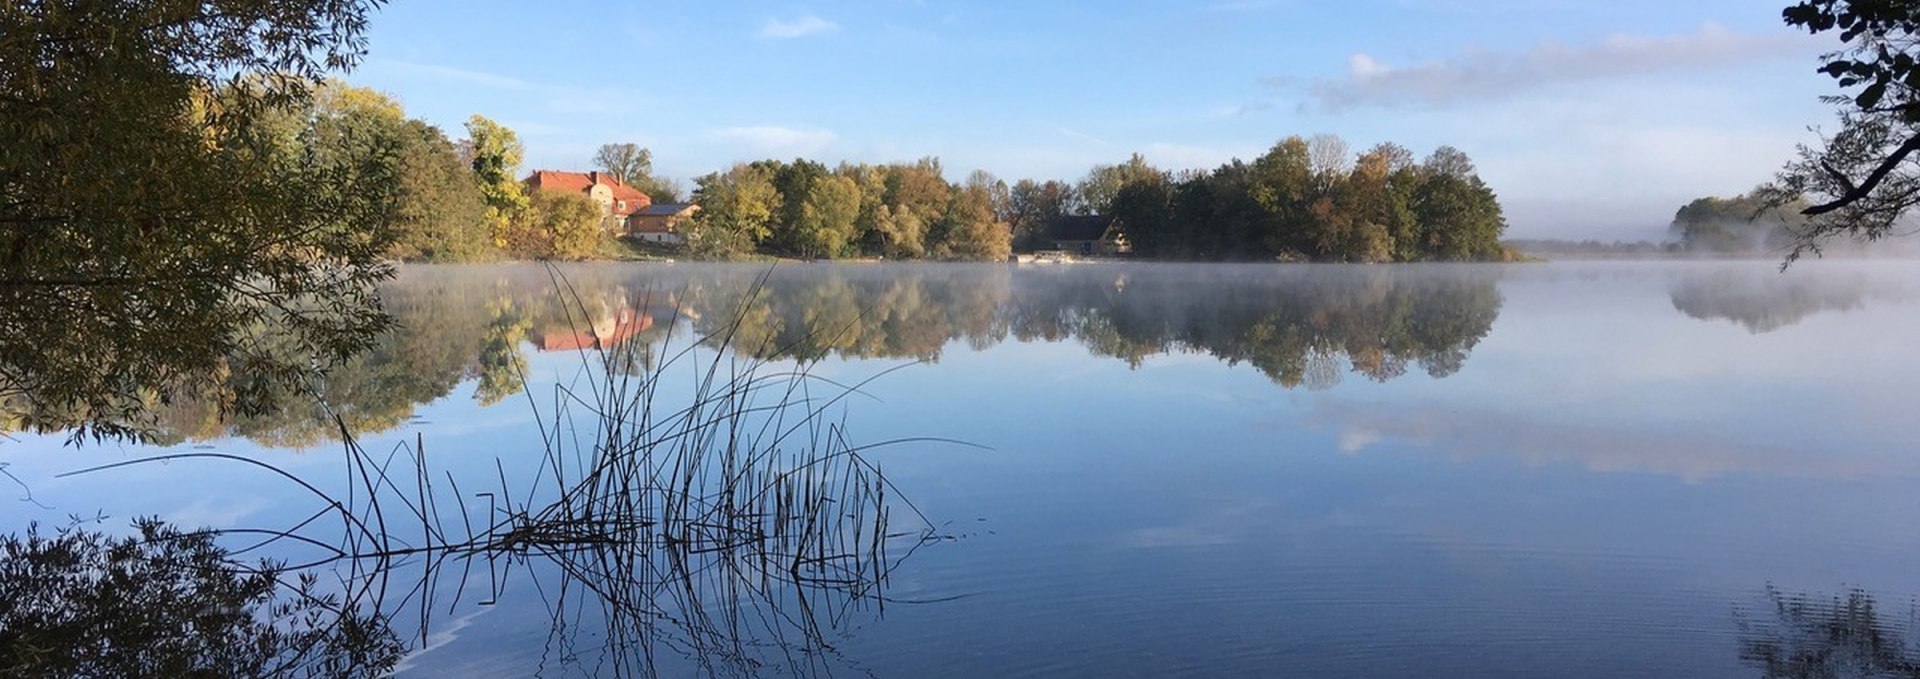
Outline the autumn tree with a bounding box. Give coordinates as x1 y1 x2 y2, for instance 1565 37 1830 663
522 190 607 260
465 115 529 246
874 158 951 259
933 181 1013 261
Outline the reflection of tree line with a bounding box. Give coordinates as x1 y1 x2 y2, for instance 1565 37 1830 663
1669 266 1905 335
103 264 1506 445
33 264 1905 445
1005 265 1504 388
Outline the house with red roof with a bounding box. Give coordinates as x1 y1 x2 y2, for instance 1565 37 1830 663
524 170 654 223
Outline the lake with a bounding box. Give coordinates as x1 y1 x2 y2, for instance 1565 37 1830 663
5 260 1920 677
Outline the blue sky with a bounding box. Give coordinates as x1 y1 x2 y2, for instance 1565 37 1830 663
349 0 1834 240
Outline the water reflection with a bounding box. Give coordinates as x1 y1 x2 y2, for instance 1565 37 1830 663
1737 586 1920 678
1004 265 1503 386
10 319 941 677
1670 265 1907 334
68 263 1506 446
0 518 405 677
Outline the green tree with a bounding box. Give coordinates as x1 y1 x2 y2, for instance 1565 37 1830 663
1077 153 1162 214
1251 136 1316 257
794 174 862 258
1353 143 1424 262
687 163 781 258
1110 175 1178 257
0 0 401 441
1411 172 1507 260
465 115 529 247
306 83 490 262
390 118 492 261
764 158 828 255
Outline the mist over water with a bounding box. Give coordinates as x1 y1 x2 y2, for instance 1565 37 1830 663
4 260 1920 677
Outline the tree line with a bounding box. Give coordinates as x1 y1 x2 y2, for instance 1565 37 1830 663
253 83 1518 264
1070 138 1518 262
687 136 1519 263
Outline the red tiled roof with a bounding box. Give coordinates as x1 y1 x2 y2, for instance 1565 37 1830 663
524 170 654 216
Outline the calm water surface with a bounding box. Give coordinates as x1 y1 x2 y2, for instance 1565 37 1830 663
6 261 1920 677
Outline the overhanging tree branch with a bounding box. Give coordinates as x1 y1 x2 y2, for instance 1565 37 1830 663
1804 131 1920 216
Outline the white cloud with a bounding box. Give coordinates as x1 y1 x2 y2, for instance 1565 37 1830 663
1309 399 1903 484
759 15 839 39
166 496 269 529
711 125 838 156
1307 24 1815 110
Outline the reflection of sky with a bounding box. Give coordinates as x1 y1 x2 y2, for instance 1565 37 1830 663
6 261 1920 677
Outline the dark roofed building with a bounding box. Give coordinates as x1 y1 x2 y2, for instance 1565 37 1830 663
1044 215 1131 256
625 203 699 245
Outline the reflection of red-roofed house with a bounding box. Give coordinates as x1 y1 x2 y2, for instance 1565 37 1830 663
529 294 693 353
524 170 653 220
533 307 654 352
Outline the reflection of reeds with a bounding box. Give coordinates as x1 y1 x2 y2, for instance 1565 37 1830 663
1736 585 1920 678
63 268 949 677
